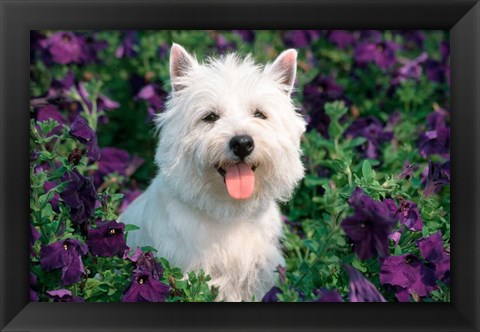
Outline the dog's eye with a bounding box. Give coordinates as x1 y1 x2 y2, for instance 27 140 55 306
254 110 267 120
202 113 220 123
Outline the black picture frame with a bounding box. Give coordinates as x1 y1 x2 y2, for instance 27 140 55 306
1 0 479 331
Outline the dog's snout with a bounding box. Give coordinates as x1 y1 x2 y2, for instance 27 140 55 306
229 135 254 159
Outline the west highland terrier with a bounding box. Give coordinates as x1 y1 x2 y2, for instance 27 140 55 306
121 43 306 301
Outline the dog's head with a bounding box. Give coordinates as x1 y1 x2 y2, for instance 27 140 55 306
155 43 306 219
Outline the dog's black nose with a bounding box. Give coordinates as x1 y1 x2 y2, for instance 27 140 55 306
229 135 254 159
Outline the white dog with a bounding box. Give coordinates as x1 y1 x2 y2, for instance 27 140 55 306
122 43 306 301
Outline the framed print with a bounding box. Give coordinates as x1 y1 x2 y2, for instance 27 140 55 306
1 0 479 331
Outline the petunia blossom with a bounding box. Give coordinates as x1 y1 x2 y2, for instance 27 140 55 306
39 32 88 65
354 41 399 69
261 286 282 302
136 84 167 120
86 220 128 257
122 269 170 302
423 161 450 197
384 199 423 231
328 30 355 49
93 147 144 187
46 289 85 302
345 117 393 159
302 75 346 136
417 232 450 284
40 238 88 285
115 30 139 58
69 115 100 161
380 254 437 302
344 265 386 302
60 169 97 225
313 288 344 302
341 188 397 260
282 30 321 48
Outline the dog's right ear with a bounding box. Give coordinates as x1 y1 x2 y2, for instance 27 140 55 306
170 43 196 92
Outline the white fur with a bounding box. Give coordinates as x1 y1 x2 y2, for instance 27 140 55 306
121 44 306 301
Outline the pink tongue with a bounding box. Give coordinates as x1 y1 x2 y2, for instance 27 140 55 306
225 163 255 200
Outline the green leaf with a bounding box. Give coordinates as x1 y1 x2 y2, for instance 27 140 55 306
141 246 157 253
361 160 374 181
124 224 140 232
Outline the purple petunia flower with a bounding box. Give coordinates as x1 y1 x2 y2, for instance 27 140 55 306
417 232 450 284
418 127 450 159
427 106 449 130
35 105 66 137
423 161 450 197
354 41 399 70
261 286 282 302
46 289 85 302
303 75 346 136
136 252 164 280
40 238 88 285
328 30 355 49
344 265 386 302
425 40 450 84
97 94 120 113
388 228 403 245
345 117 393 159
380 254 437 302
70 115 100 161
392 52 428 85
398 30 426 49
399 162 417 180
283 30 321 48
82 34 108 63
122 269 170 302
214 34 236 53
136 84 167 119
60 168 97 225
93 147 144 187
86 220 128 257
76 82 120 115
115 30 139 58
384 199 423 231
359 30 382 43
341 188 397 260
313 288 344 302
233 30 255 43
123 247 143 262
39 32 88 65
30 273 39 302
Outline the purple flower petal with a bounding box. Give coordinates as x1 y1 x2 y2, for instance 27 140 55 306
46 289 85 302
40 239 88 285
60 169 97 225
87 220 129 257
261 286 282 302
344 265 386 302
122 270 169 302
313 288 344 302
380 254 437 301
341 188 396 260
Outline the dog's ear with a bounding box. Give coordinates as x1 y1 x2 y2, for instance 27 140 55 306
267 49 297 95
170 43 196 91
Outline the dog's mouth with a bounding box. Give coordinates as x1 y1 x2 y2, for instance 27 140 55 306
215 163 257 200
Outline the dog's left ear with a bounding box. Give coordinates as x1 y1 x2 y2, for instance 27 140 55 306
266 49 297 95
170 43 197 92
